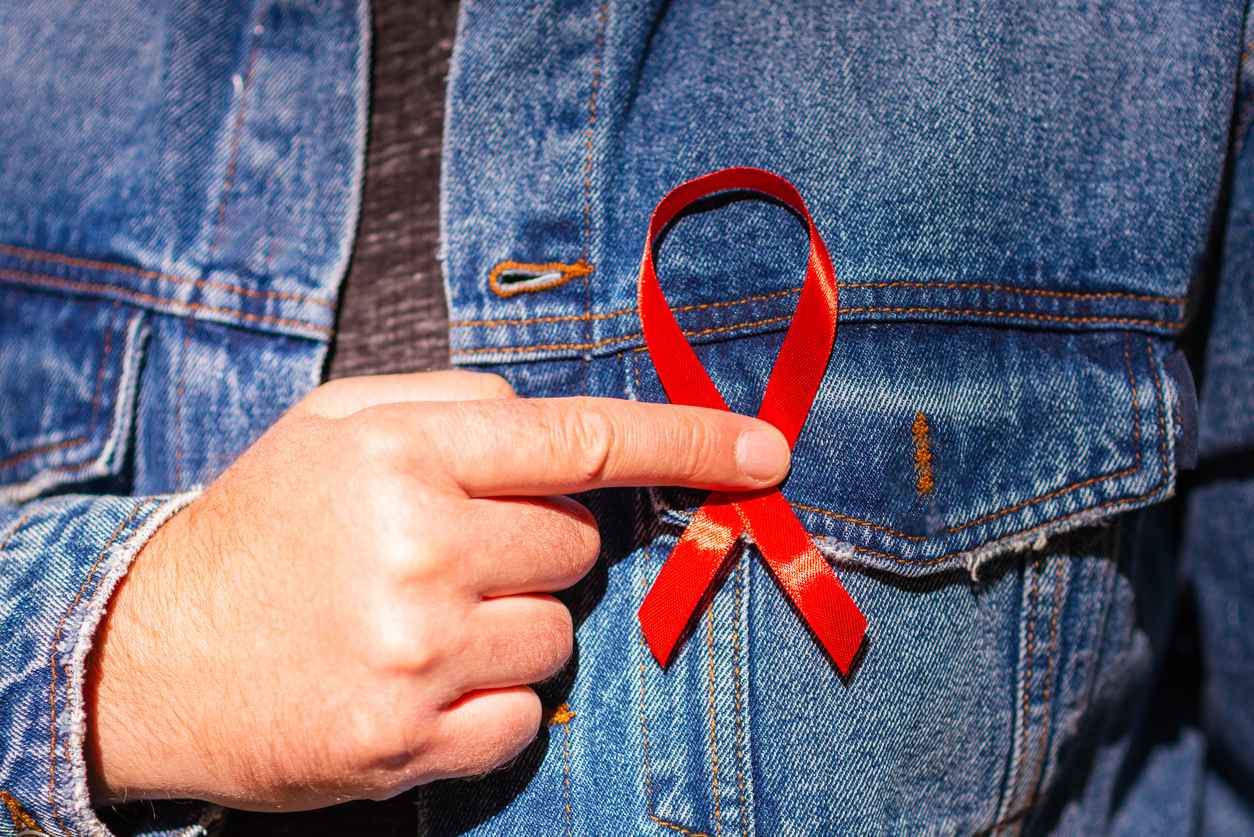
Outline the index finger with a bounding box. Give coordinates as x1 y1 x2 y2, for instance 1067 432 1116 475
393 396 792 496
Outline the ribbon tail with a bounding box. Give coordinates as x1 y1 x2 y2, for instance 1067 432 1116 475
739 492 867 675
638 498 744 667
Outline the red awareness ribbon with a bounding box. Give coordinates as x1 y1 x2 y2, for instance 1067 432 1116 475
636 166 867 674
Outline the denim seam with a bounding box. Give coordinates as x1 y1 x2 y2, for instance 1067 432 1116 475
560 717 574 837
1029 559 1066 811
450 283 1186 329
0 509 38 554
580 0 609 398
0 242 335 309
632 358 715 837
0 790 44 834
0 436 90 472
208 8 265 255
581 1 607 267
1006 558 1040 835
175 322 194 487
0 311 115 474
704 607 721 837
0 315 148 506
452 287 802 328
731 560 750 837
637 537 713 837
939 335 1141 535
450 310 1183 359
0 269 333 338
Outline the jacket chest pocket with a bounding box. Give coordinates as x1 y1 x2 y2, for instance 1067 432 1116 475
622 320 1179 836
0 285 147 505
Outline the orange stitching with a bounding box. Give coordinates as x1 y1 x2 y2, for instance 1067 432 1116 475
644 328 1157 562
546 702 577 726
0 242 334 309
174 324 192 487
0 437 88 472
452 310 1182 357
0 790 44 833
0 311 119 474
87 309 115 432
978 803 1034 836
1013 559 1041 819
731 560 749 837
45 314 144 481
831 306 1179 329
560 715 574 837
790 502 924 542
838 280 1186 305
452 286 803 328
705 605 722 837
450 282 1185 329
48 501 150 836
636 485 712 837
0 510 37 552
636 549 657 811
451 314 793 356
1145 337 1169 486
487 260 593 299
209 23 263 254
1030 559 1066 804
0 268 332 336
912 411 935 495
649 815 713 837
807 334 1141 539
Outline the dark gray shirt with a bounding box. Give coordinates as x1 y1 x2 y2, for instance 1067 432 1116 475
325 0 458 381
233 4 457 834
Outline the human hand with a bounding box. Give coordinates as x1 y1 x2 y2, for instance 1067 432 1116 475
85 370 790 810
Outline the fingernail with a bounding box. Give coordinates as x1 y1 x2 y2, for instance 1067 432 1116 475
735 427 791 483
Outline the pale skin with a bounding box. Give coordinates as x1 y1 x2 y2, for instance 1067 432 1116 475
85 369 791 811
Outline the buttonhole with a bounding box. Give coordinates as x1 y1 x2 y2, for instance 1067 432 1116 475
488 259 593 298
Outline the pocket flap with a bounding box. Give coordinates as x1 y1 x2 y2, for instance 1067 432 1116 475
0 286 146 503
629 323 1177 577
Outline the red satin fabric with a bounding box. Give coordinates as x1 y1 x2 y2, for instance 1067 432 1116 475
636 167 867 674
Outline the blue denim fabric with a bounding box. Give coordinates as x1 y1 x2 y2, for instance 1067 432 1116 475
0 2 1250 836
428 1 1249 835
0 2 368 835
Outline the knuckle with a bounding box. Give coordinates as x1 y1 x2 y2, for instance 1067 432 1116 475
480 372 516 399
347 408 409 466
362 607 445 675
344 701 405 769
296 379 349 415
562 402 615 484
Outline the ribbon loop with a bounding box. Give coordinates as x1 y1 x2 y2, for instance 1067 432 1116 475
636 167 867 674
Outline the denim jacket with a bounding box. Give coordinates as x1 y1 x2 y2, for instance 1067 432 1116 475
2 2 1252 836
